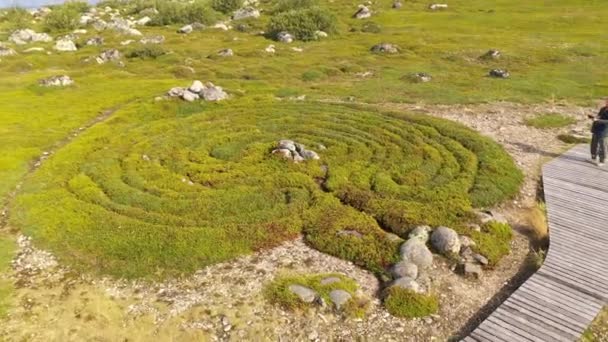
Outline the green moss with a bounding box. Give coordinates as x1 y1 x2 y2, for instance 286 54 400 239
524 113 576 129
264 273 368 317
470 221 513 266
384 287 439 318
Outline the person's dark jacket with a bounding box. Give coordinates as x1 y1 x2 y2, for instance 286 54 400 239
591 106 608 136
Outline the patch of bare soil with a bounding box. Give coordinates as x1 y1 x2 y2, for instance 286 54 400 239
2 101 594 341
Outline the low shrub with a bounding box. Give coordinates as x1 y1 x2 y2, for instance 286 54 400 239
211 0 243 14
44 2 87 31
126 46 167 59
524 113 576 129
384 287 439 318
301 69 324 81
267 7 337 41
272 0 318 13
149 0 221 26
470 221 513 266
0 7 31 30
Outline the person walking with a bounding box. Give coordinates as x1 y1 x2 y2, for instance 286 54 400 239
590 98 608 166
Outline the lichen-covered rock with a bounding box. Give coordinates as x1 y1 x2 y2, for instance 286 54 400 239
489 69 510 79
400 239 433 269
39 75 73 87
288 284 317 303
371 43 399 54
217 48 234 57
481 49 501 60
430 227 461 255
0 46 17 57
54 38 77 52
96 49 121 64
391 261 418 279
182 89 200 102
408 226 431 243
392 276 421 293
140 35 165 44
178 24 193 34
200 82 228 101
85 37 104 46
9 29 52 45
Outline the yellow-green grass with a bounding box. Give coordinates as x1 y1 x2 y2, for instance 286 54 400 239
10 100 522 279
0 234 15 318
524 113 577 129
264 273 368 317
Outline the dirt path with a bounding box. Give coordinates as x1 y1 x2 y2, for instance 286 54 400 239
0 101 596 341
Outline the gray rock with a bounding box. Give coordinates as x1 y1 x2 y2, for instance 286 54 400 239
92 19 107 31
400 239 433 269
481 49 501 60
489 69 510 79
431 226 461 255
392 1 402 9
371 43 399 54
182 89 199 102
288 284 317 303
353 5 372 19
217 48 234 57
233 6 260 20
392 276 421 292
315 30 328 39
329 289 352 309
140 35 165 44
278 140 296 152
476 210 508 224
9 29 53 45
301 149 320 160
277 31 294 43
463 262 482 278
188 80 204 93
96 49 121 64
391 261 418 279
459 235 476 248
271 148 292 160
429 3 448 10
473 253 488 266
85 36 104 46
178 24 193 34
293 154 305 163
136 16 151 26
408 225 432 242
200 82 228 101
385 232 403 243
39 75 73 87
54 38 77 52
320 277 341 286
412 72 432 83
0 46 17 56
167 87 185 97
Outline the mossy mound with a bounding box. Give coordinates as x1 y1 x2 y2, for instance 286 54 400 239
11 101 522 278
384 287 439 318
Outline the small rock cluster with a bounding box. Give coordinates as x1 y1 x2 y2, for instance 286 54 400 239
277 31 294 43
390 226 433 293
489 69 510 78
353 5 372 19
54 37 77 52
85 36 104 46
9 29 52 45
39 75 74 87
233 7 260 20
96 49 122 64
287 276 356 311
178 22 205 34
371 43 399 54
166 80 229 102
140 35 165 44
271 140 321 163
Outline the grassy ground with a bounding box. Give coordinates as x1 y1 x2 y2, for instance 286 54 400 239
582 307 608 342
524 113 577 129
0 234 15 318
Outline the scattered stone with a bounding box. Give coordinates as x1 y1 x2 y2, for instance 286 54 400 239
391 261 418 279
92 19 107 31
288 284 317 303
408 225 431 243
272 140 320 163
277 31 294 43
430 227 461 255
320 277 341 286
371 43 399 54
217 48 234 57
291 47 303 52
140 35 165 44
136 16 151 26
463 262 482 278
9 29 52 45
167 87 185 97
0 46 17 57
473 254 488 266
411 72 432 83
39 75 73 87
178 24 193 34
85 37 104 46
213 22 229 30
96 49 122 64
489 69 510 79
392 277 421 293
167 81 228 102
73 29 87 35
400 239 433 269
233 7 260 20
182 89 200 102
429 3 448 10
480 49 501 60
54 38 77 52
459 235 476 248
329 290 352 309
353 5 372 19
189 80 204 93
200 82 229 101
265 44 276 54
392 1 402 9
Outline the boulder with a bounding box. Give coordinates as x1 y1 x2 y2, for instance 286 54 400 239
272 148 293 160
182 89 199 102
80 15 94 25
39 75 73 87
315 31 328 39
200 82 228 101
213 22 229 30
392 1 402 9
178 24 193 34
392 276 421 293
353 5 372 19
400 239 433 269
329 290 352 309
96 49 122 64
136 16 151 26
277 31 294 43
85 37 104 46
217 48 234 57
189 80 204 93
408 225 431 242
140 35 165 44
9 29 53 45
54 38 77 52
391 260 418 279
430 226 461 255
371 43 399 54
0 46 17 57
288 284 317 303
233 6 260 20
489 69 510 78
278 140 296 152
301 149 320 160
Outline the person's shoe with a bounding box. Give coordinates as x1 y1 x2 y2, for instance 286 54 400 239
590 156 598 164
599 162 605 167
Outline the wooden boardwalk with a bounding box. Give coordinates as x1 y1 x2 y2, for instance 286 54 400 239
465 145 608 342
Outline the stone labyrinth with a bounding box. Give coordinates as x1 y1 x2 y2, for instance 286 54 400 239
12 102 521 279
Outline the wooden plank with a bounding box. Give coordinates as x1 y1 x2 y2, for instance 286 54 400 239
501 300 581 338
486 315 541 342
528 273 605 306
539 266 608 302
515 282 598 320
511 290 591 326
493 307 572 342
519 281 600 318
544 254 608 281
506 295 588 331
478 319 533 342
